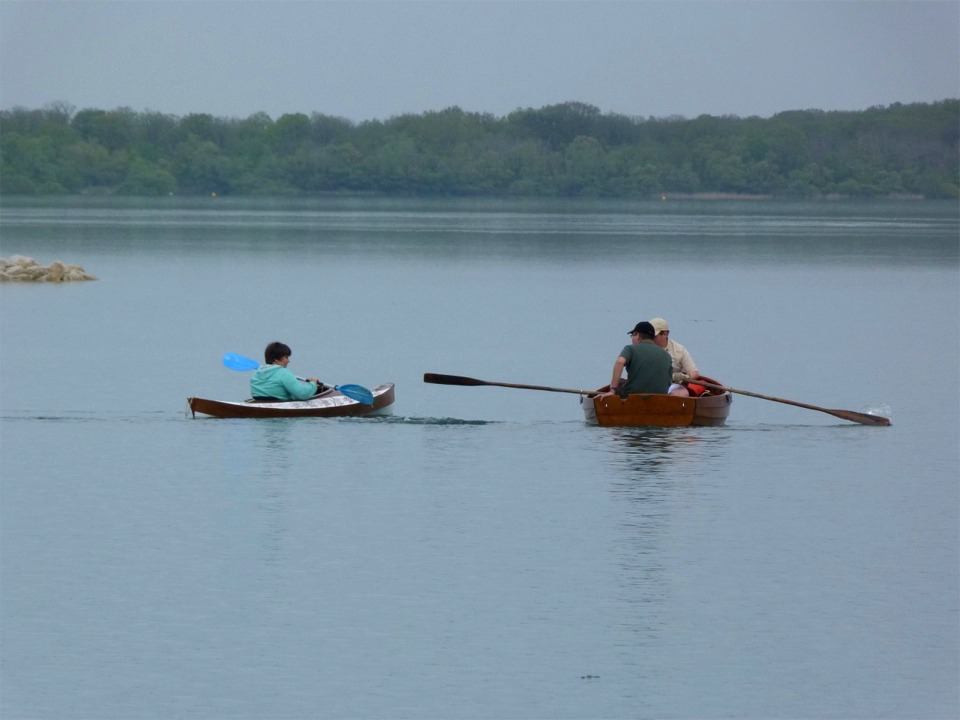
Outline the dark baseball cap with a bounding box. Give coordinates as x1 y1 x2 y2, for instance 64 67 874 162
628 321 656 337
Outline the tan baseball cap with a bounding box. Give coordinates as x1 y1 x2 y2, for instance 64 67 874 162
649 317 669 334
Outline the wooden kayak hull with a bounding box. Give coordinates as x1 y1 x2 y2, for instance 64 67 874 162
582 389 732 427
188 383 395 419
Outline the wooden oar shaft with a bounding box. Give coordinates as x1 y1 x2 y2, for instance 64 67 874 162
698 381 821 411
423 373 598 397
697 381 890 426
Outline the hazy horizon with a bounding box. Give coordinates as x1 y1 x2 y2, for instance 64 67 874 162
1 1 958 123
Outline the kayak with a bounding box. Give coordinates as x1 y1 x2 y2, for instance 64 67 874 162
188 383 395 419
582 378 732 427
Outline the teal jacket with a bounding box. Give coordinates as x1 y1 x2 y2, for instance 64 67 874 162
250 365 318 401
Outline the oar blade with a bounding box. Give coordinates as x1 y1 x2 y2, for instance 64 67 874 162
223 352 260 371
423 373 486 386
335 384 374 405
829 409 891 427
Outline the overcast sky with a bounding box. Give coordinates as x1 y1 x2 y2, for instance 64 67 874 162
1 0 957 122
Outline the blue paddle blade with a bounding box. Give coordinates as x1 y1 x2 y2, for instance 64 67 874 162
335 384 374 405
223 352 260 371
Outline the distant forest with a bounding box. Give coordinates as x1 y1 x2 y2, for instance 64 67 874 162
1 100 957 199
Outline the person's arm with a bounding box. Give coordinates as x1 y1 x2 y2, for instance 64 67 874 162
602 354 627 396
280 368 323 400
676 347 699 383
611 356 627 390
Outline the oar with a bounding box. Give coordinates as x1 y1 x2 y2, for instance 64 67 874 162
423 372 599 397
695 380 890 426
223 353 374 405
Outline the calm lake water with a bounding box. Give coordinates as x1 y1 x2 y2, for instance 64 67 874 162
1 197 957 719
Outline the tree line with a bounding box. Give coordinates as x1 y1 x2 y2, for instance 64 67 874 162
1 99 957 199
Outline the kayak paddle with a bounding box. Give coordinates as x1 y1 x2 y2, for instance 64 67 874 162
223 352 374 405
222 352 259 371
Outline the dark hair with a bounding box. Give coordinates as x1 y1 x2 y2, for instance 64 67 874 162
264 341 292 364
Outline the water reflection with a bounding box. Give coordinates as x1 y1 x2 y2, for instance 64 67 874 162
252 422 294 569
597 427 733 645
600 426 731 478
223 420 294 570
608 427 690 473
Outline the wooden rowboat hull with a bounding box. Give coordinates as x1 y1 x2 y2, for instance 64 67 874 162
582 389 732 427
188 383 395 419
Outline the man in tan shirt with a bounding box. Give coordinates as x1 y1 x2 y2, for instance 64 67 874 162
650 317 700 385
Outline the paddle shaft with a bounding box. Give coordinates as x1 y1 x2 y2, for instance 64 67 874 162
423 373 599 397
695 380 890 426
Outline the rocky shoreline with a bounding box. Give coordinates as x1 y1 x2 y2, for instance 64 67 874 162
0 255 97 282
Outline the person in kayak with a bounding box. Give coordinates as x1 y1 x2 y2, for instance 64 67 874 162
250 341 324 401
603 321 672 397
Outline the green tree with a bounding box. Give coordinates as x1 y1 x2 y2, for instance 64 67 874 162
1 99 957 198
60 141 126 190
0 132 65 193
72 108 135 151
118 158 177 195
174 136 230 194
271 113 312 154
564 135 607 195
508 102 604 151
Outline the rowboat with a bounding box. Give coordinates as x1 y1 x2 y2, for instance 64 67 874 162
421 372 732 427
188 383 395 419
582 378 732 427
422 372 887 427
